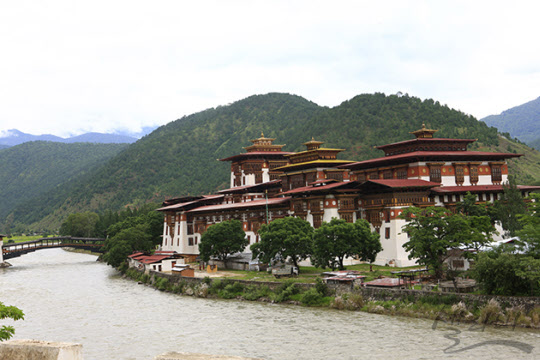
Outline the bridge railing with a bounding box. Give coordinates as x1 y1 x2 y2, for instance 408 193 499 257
2 237 106 258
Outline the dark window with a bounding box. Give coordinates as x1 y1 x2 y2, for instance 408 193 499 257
430 166 441 183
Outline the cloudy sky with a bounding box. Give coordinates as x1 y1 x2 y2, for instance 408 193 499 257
1 1 539 138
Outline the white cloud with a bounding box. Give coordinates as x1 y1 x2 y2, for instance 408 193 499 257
1 0 539 136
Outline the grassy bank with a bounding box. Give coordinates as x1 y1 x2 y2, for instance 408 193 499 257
122 267 540 329
216 263 424 283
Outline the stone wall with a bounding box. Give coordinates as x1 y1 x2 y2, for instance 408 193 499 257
141 270 540 310
358 287 540 311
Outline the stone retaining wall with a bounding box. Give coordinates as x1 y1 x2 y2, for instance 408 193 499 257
358 287 540 311
139 270 540 310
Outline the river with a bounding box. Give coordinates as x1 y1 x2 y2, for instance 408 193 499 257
0 249 538 359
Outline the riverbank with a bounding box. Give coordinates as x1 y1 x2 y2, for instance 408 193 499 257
123 267 540 330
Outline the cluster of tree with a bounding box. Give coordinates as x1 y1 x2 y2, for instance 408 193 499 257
400 202 495 279
8 92 535 234
199 217 382 271
473 192 540 296
57 204 163 268
400 187 540 296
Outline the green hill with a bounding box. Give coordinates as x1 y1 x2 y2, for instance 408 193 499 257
0 142 127 231
5 93 540 232
481 96 540 147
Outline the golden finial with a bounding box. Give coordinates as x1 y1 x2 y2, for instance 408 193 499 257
261 131 264 138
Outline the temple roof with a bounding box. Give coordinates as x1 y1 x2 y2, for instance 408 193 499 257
430 185 540 194
217 180 282 194
157 195 224 212
275 159 354 172
188 197 291 213
219 151 294 162
340 151 522 171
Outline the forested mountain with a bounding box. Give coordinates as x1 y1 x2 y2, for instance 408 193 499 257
4 92 540 232
0 142 128 231
481 96 540 148
0 129 137 147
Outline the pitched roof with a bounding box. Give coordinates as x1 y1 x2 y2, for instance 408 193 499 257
280 181 350 195
157 195 224 211
216 180 281 194
341 151 522 170
188 197 291 213
219 151 294 162
365 179 441 188
431 185 540 193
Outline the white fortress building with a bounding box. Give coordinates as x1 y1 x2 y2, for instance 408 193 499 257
158 126 538 266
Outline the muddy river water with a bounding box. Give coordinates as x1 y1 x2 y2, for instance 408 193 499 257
0 249 538 359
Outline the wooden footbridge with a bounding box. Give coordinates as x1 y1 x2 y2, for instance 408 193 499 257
1 237 106 261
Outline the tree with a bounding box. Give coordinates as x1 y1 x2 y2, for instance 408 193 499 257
517 193 540 258
400 206 495 279
59 212 99 237
102 225 154 268
474 249 540 296
199 220 247 268
251 216 313 269
312 218 381 270
456 192 488 217
493 177 527 237
0 302 24 341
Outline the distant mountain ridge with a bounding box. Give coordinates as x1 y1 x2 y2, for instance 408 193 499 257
0 129 139 147
481 97 540 147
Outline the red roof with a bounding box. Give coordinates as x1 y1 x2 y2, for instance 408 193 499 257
188 197 291 213
157 195 224 211
376 137 476 150
138 255 174 264
342 151 522 170
219 151 294 162
128 252 145 259
364 277 404 287
366 179 441 188
217 180 281 194
431 185 540 193
280 182 349 195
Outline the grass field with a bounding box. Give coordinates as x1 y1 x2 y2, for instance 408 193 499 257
3 235 54 243
215 263 426 283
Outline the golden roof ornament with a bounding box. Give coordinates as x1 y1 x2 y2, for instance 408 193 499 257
410 123 438 139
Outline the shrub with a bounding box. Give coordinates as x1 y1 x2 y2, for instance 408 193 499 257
155 277 170 291
218 282 245 299
300 288 326 306
530 307 540 326
243 285 271 301
274 283 299 303
478 299 504 325
315 278 329 296
141 274 150 284
344 293 364 310
118 261 128 273
330 296 346 310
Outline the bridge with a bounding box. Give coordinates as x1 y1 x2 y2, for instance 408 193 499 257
1 237 106 261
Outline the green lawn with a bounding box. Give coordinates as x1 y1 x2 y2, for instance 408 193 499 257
210 263 427 283
3 235 54 243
